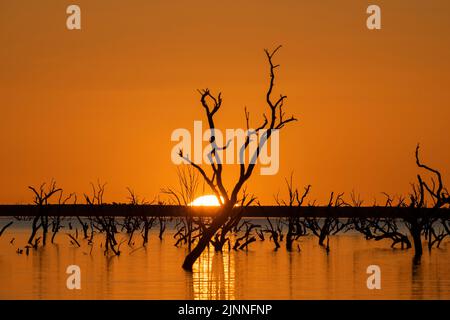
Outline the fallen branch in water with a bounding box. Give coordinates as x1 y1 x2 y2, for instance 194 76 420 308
67 233 81 247
0 221 13 237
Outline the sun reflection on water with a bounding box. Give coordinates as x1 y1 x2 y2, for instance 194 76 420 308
192 247 235 300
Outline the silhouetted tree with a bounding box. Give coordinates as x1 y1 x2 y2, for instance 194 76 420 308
179 46 297 270
353 145 449 259
262 217 284 250
125 188 156 246
163 165 201 251
352 193 411 249
85 181 122 255
274 173 310 251
28 180 62 246
406 144 450 258
304 192 350 252
232 220 259 251
51 190 75 243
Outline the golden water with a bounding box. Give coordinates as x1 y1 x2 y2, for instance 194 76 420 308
1 226 449 299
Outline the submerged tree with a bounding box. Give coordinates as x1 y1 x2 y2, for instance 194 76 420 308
178 46 297 270
85 181 122 256
163 165 203 251
125 188 156 246
353 145 449 259
28 180 62 246
304 192 350 252
405 144 450 258
274 173 310 251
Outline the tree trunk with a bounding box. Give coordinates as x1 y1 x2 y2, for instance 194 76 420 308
318 218 331 246
286 221 294 251
182 208 229 271
143 225 149 245
51 230 57 243
28 215 40 245
213 239 225 252
42 216 48 245
408 219 423 258
318 230 327 246
411 227 423 258
182 232 213 271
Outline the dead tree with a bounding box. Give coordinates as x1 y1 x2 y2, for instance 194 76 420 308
51 191 75 243
406 144 450 257
121 188 152 246
93 216 121 256
232 220 259 251
179 46 297 270
141 214 156 246
121 215 141 246
28 180 62 246
353 193 411 249
275 173 311 251
358 145 449 258
125 189 156 246
162 165 201 250
157 217 167 240
85 181 121 255
72 190 88 240
76 215 90 239
263 217 284 250
304 192 350 252
353 218 411 249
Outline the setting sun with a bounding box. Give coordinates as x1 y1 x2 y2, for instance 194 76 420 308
189 195 223 206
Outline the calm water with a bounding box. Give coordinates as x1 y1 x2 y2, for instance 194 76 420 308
0 219 449 300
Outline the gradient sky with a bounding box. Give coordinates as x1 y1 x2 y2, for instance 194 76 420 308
1 0 449 204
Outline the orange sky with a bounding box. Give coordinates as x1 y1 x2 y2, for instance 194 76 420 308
1 1 449 204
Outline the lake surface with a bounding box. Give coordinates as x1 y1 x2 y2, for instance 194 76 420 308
0 219 449 299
